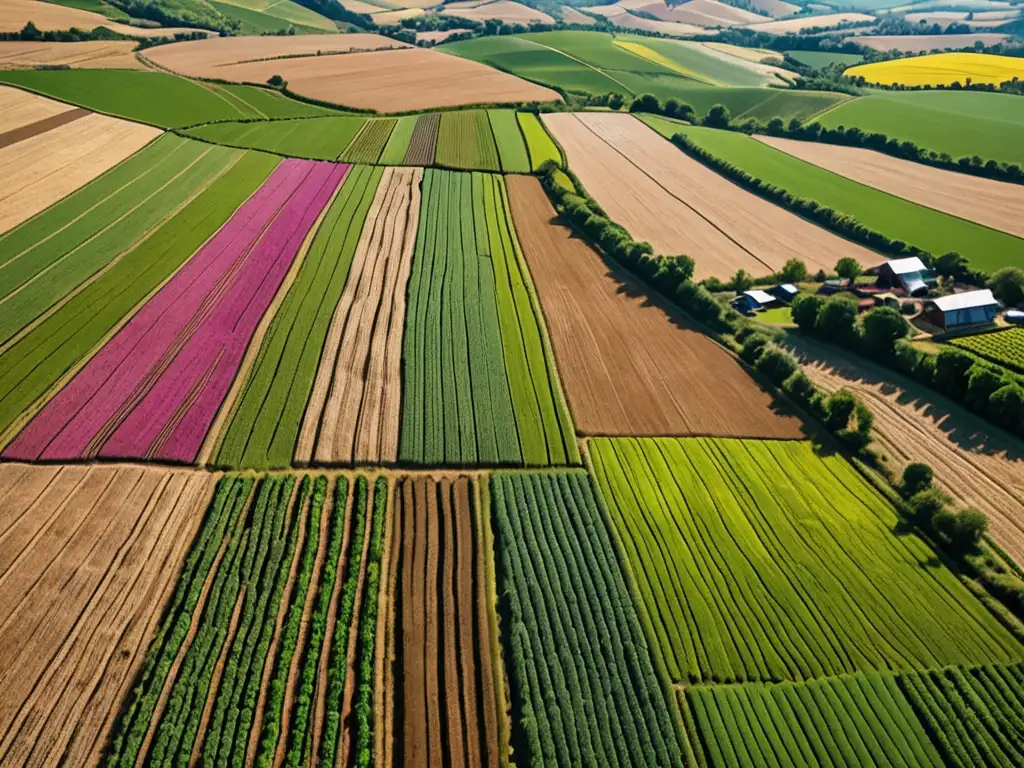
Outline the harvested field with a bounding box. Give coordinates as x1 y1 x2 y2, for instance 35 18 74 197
757 134 1024 239
505 174 803 438
104 474 389 768
0 106 88 149
0 0 211 36
560 5 597 23
0 40 144 69
400 171 578 466
848 33 1010 52
543 112 865 278
214 165 383 470
342 118 397 164
383 476 501 768
0 84 75 133
787 333 1024 565
416 27 470 43
0 463 213 768
436 111 500 171
745 12 875 33
4 159 345 464
404 112 440 165
297 167 423 466
591 436 1024 684
0 111 160 236
640 0 763 26
441 0 555 24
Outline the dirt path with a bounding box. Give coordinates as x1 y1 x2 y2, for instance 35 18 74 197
789 334 1024 564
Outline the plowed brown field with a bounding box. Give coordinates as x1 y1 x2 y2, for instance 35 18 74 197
382 476 501 768
297 167 423 465
757 134 1024 239
0 112 161 234
0 41 144 70
789 334 1024 564
542 112 869 279
506 174 804 438
0 463 213 768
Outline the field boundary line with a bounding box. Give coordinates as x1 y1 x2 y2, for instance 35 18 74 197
520 38 634 94
801 93 857 124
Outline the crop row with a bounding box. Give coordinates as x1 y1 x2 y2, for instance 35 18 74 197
951 328 1024 376
488 109 531 174
435 111 501 172
105 473 386 768
403 112 440 165
342 119 398 164
399 169 577 467
4 159 346 464
214 164 384 469
518 111 561 171
589 436 1024 684
491 470 688 767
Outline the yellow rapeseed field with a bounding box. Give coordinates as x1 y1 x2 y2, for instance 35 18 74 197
845 52 1024 86
612 40 719 85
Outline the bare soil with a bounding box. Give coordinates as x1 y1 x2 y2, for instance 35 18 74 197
505 174 804 439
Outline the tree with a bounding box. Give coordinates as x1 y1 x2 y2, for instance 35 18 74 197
630 93 660 114
934 508 988 553
860 306 907 356
267 74 286 87
608 92 625 111
822 389 856 432
732 269 754 292
835 257 862 284
965 363 1004 411
676 102 695 123
815 297 858 344
740 334 769 365
662 98 681 118
703 104 731 129
909 487 950 525
901 463 933 498
933 347 975 397
987 382 1024 425
779 258 808 283
988 266 1024 307
755 347 798 385
783 371 816 408
933 251 971 282
791 293 824 333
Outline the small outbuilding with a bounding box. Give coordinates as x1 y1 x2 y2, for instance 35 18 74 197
873 257 937 297
730 289 778 314
770 283 799 304
922 289 1000 330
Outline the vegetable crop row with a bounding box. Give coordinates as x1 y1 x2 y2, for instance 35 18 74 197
342 119 398 164
436 111 500 172
950 328 1024 376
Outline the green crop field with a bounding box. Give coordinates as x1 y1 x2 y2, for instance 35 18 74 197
0 70 334 128
378 115 417 164
487 110 531 174
590 436 1024 684
0 146 277 443
211 0 336 32
215 166 383 470
491 470 691 767
950 328 1024 375
45 0 129 19
684 671 944 768
341 119 397 164
435 111 501 172
665 124 1024 274
400 170 577 467
0 137 242 348
105 474 388 768
517 111 560 170
184 116 367 160
617 36 778 88
785 50 864 69
815 90 1024 166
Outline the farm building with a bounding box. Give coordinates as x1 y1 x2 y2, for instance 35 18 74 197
922 289 1001 330
731 289 778 314
770 283 800 303
870 257 937 296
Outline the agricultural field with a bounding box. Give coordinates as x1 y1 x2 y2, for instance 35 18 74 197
435 111 501 172
403 112 440 165
518 111 561 170
784 49 864 68
950 327 1024 375
400 170 578 467
211 0 337 32
184 116 367 161
0 40 144 69
662 124 1024 274
380 475 503 767
488 109 531 173
846 51 1024 86
341 118 398 164
0 0 207 36
615 36 797 87
544 112 863 278
0 463 214 768
590 436 1024 683
103 473 390 768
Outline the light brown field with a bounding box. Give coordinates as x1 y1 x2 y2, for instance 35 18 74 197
371 8 425 24
610 11 706 34
745 11 875 32
703 41 785 63
0 464 213 768
0 113 161 235
0 85 74 134
442 0 555 24
543 112 868 279
560 5 597 23
788 334 1024 565
506 174 804 438
297 167 422 466
416 27 471 43
0 40 143 70
845 33 1010 52
0 0 213 37
747 0 800 18
339 0 389 13
640 0 763 26
757 134 1024 240
381 476 501 768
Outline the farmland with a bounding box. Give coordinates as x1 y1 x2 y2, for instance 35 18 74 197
661 124 1024 274
590 436 1024 683
400 170 578 467
0 40 145 69
951 327 1024 375
0 463 214 767
488 109 531 174
544 112 864 278
846 52 1024 86
518 111 561 170
185 117 367 161
435 111 502 172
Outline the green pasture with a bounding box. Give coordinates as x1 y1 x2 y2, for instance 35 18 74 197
670 125 1024 273
212 0 336 31
378 115 417 164
518 111 561 170
435 111 501 172
185 116 366 160
619 36 778 87
209 0 333 33
785 50 864 69
488 110 531 174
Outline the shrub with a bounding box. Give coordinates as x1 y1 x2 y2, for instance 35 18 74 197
791 293 824 333
965 363 1004 410
934 508 988 553
703 104 731 129
988 266 1024 307
755 346 798 385
783 371 816 409
909 487 951 525
815 298 857 344
822 389 856 432
901 463 933 498
860 306 908 357
988 382 1024 424
739 334 769 365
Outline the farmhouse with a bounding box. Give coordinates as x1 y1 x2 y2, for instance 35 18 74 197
923 289 1001 330
871 257 937 296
